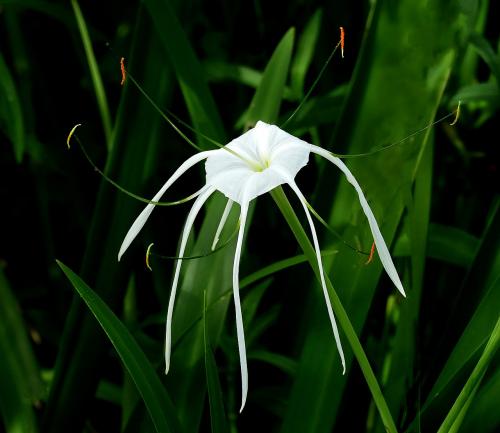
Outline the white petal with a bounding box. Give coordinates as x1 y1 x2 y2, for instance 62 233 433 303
270 166 346 373
164 186 215 374
118 150 215 261
206 162 284 205
310 145 406 297
232 181 255 412
211 199 234 250
205 122 311 205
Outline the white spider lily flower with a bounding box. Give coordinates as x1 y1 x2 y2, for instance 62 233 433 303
118 120 405 412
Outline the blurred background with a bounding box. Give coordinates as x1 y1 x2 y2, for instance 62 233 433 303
0 0 499 432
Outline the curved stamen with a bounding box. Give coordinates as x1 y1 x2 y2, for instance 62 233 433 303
118 150 216 261
310 145 406 297
165 186 216 374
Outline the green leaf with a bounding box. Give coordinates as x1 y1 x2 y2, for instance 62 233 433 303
461 364 500 433
437 317 500 433
0 269 42 433
427 223 479 267
203 60 294 101
452 82 500 106
469 32 500 87
143 0 225 146
56 260 182 433
0 0 73 26
428 275 500 404
240 250 336 290
246 28 295 125
95 380 122 406
203 292 229 433
71 0 113 150
406 200 500 431
290 9 322 98
247 350 297 376
0 51 24 162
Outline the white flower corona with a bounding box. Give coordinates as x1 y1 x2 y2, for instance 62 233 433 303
118 121 405 412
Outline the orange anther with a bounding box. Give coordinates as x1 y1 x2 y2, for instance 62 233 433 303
120 57 126 86
340 27 345 58
365 242 376 265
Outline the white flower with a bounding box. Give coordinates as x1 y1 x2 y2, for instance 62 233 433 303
118 121 405 412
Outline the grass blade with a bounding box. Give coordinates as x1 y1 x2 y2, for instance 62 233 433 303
461 365 500 433
246 28 295 125
143 0 225 146
0 269 42 433
56 260 182 433
290 9 322 98
0 51 24 162
71 0 113 150
427 223 479 267
204 292 229 433
437 317 500 433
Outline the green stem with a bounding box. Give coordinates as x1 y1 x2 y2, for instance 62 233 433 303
271 186 398 433
437 316 500 433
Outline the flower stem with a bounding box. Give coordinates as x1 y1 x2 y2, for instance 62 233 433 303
271 186 399 433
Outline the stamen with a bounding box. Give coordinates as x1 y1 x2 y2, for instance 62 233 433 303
145 242 154 271
125 71 255 166
365 242 376 265
450 100 461 126
66 123 82 149
333 109 459 160
305 199 371 256
340 27 345 58
280 38 341 129
67 125 203 207
151 222 239 261
120 57 126 86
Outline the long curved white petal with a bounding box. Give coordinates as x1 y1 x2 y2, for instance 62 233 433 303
211 199 234 250
271 166 346 373
233 184 254 412
118 150 215 261
310 145 406 297
164 185 216 374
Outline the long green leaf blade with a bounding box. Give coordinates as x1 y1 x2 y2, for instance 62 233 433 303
246 28 295 125
0 269 42 433
71 0 113 150
143 0 225 146
0 51 24 162
56 260 182 433
437 317 500 433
